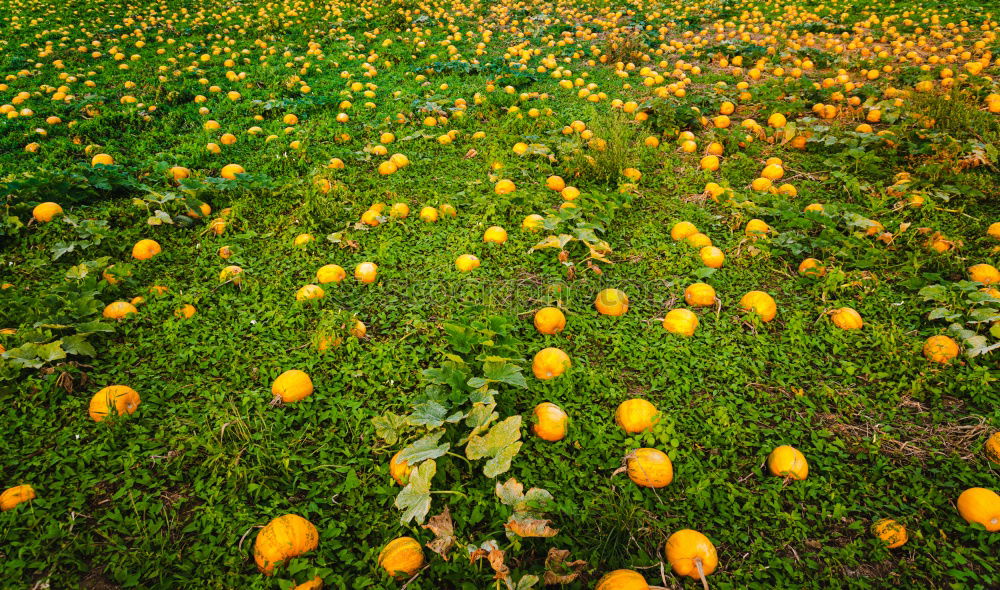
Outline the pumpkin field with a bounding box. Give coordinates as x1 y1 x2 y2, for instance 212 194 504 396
3 0 1000 586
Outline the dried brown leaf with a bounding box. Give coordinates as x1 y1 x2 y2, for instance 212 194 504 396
422 506 455 560
543 548 587 585
505 516 558 538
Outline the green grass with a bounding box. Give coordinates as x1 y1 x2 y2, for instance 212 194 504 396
2 0 999 588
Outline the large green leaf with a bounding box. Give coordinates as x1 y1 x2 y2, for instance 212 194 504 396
395 460 436 525
399 431 450 464
466 416 522 477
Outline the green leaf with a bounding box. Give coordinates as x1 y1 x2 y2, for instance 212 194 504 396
516 575 540 590
62 335 96 357
399 431 451 464
395 459 436 525
464 403 499 442
372 411 409 446
408 400 452 428
918 285 948 302
467 416 523 477
482 360 528 389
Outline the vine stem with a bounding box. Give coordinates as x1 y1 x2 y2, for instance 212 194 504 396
695 558 709 590
445 451 471 464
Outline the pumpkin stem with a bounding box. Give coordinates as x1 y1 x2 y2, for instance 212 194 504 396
695 557 710 590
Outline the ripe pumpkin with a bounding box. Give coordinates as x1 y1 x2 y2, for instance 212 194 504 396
390 203 410 219
923 335 959 363
662 308 698 337
389 451 412 486
533 307 566 335
615 399 659 433
745 218 770 240
872 518 908 548
419 206 439 222
532 402 568 442
272 370 314 402
483 226 508 244
532 347 571 380
89 385 140 422
522 214 544 231
595 288 628 316
316 264 346 284
295 284 325 301
220 163 245 179
355 262 378 283
665 529 718 580
293 576 323 590
378 536 424 578
214 264 242 285
254 514 319 575
131 239 162 260
627 448 673 488
767 445 808 480
102 301 138 320
671 221 697 241
0 485 36 511
32 202 63 222
455 254 481 272
494 179 515 195
699 246 724 268
594 569 649 590
91 153 114 166
739 291 777 322
957 488 1000 532
969 263 999 285
985 432 1000 464
798 258 826 277
831 307 863 330
684 283 716 307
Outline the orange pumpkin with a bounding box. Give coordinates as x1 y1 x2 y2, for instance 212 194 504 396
32 202 63 222
533 307 566 335
292 577 323 590
615 399 659 433
684 283 716 307
957 488 1000 532
923 335 959 363
532 402 568 441
272 370 314 403
378 536 424 578
739 291 777 322
595 288 629 316
131 239 162 260
89 385 140 422
254 514 319 575
767 445 808 480
626 448 673 488
872 518 908 548
662 309 698 336
316 265 346 283
594 569 649 590
665 529 718 580
389 451 412 486
0 485 36 511
532 347 570 380
355 262 378 283
102 301 138 320
986 432 1000 464
830 307 863 330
